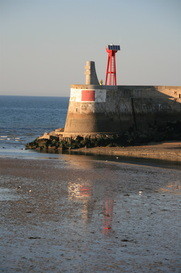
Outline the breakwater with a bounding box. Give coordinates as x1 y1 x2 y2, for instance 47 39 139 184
26 61 181 152
63 85 181 137
26 120 181 152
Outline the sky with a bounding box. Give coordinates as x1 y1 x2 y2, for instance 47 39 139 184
0 0 180 97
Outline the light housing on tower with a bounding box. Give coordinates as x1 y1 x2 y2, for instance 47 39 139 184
107 45 120 51
105 44 121 85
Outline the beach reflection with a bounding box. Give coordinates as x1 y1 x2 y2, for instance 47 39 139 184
2 155 180 241
65 154 116 231
67 176 115 234
102 198 114 234
68 180 95 223
65 156 181 236
62 154 103 169
68 181 92 200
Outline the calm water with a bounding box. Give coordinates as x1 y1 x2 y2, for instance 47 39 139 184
0 96 69 157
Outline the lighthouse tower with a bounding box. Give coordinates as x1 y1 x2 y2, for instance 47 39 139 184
62 45 181 139
105 44 120 85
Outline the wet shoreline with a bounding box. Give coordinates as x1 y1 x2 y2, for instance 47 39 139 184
71 141 181 163
0 155 180 272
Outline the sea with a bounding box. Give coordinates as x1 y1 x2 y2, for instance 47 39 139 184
0 95 69 158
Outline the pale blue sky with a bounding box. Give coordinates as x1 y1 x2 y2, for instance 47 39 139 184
0 0 180 96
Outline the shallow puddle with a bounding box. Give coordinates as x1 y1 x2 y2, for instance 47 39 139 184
0 187 21 201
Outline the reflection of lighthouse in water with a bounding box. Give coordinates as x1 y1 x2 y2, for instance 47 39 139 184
102 198 114 234
68 181 92 199
65 154 116 233
68 178 114 232
68 180 95 223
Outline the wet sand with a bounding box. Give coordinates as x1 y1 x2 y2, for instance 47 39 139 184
73 141 181 163
0 155 180 272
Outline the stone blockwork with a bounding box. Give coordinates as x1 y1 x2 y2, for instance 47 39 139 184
63 85 181 137
26 61 181 152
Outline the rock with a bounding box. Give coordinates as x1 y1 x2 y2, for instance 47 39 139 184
28 236 41 239
25 121 181 153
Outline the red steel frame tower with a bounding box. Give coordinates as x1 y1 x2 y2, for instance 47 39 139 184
105 44 120 85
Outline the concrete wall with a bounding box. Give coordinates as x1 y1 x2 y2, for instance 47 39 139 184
63 85 181 137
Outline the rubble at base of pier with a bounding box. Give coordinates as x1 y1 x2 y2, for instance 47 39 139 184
25 121 181 153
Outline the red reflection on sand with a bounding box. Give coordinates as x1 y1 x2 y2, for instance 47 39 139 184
102 198 114 235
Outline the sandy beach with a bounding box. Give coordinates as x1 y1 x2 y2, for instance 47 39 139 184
0 151 180 272
72 141 181 163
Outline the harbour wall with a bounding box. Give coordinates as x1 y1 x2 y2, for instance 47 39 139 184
63 85 181 137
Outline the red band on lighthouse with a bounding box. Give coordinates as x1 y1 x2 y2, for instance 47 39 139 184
81 90 95 102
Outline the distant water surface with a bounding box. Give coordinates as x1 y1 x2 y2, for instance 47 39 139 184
0 96 69 157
